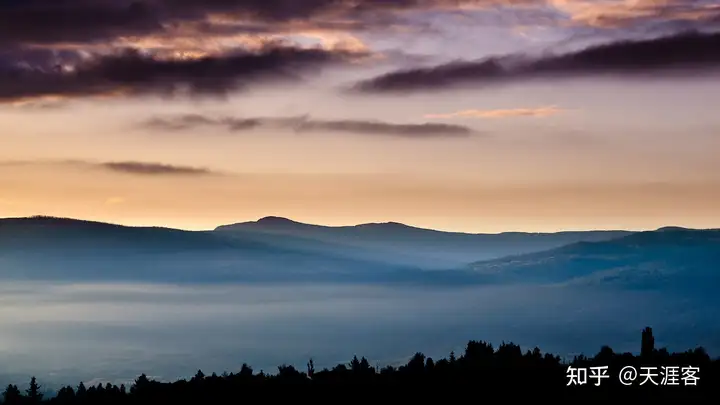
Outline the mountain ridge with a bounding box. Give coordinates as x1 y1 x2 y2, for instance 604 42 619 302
0 216 718 289
4 215 709 235
216 215 637 236
208 216 638 267
0 215 638 281
467 227 720 291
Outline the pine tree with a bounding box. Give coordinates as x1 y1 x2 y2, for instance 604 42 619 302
2 384 22 405
26 376 43 403
77 382 87 397
239 363 253 377
350 355 361 371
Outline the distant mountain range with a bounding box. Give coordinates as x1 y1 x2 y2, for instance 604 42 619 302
216 216 632 268
0 216 717 289
0 216 415 283
469 227 720 291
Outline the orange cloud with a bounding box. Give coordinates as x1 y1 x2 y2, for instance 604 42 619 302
548 0 720 28
425 106 565 119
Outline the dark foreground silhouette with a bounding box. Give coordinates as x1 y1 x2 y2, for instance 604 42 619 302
2 328 718 403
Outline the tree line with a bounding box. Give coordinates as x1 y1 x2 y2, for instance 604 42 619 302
2 328 717 403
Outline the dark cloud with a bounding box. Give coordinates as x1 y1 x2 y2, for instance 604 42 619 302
0 44 363 103
162 0 341 21
101 161 211 175
0 0 312 47
0 0 479 47
353 30 720 93
139 114 477 138
292 119 475 137
0 159 215 176
142 114 223 130
1 1 718 50
0 1 163 46
3 1 717 104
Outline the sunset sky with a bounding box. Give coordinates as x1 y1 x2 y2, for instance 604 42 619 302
1 0 719 232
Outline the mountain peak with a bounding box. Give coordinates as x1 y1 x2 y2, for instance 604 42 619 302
655 226 691 232
214 216 316 232
353 221 420 231
357 221 408 227
256 216 298 224
249 216 310 228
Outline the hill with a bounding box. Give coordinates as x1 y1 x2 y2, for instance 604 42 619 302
0 216 427 283
216 216 633 269
4 216 715 289
468 227 720 291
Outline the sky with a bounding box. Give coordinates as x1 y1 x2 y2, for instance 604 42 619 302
1 0 719 232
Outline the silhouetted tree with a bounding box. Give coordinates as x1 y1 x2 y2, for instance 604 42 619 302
26 377 43 403
307 359 315 378
425 357 435 371
349 355 361 371
130 374 151 396
641 326 655 358
406 352 426 374
76 382 86 398
239 364 253 378
2 384 22 405
191 370 204 382
55 386 75 403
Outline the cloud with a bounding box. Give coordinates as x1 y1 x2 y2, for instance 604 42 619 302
549 0 720 29
0 159 215 176
1 1 717 105
353 30 720 93
3 1 717 46
142 114 223 131
0 1 717 56
425 106 564 119
0 1 506 49
0 43 364 104
0 1 717 101
139 114 478 138
0 1 164 46
291 118 476 137
101 162 211 176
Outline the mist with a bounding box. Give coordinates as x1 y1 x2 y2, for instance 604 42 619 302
1 281 718 390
